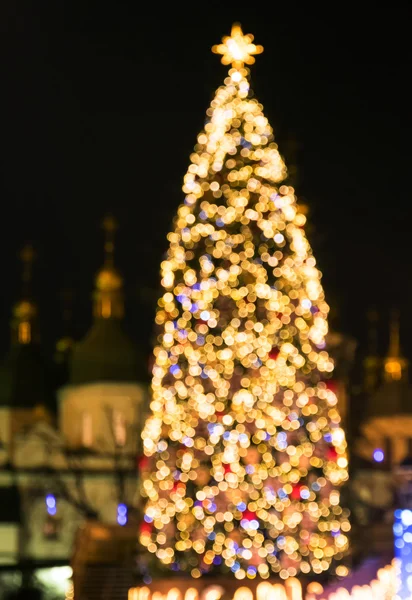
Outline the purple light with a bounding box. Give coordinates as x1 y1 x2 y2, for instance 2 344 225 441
373 448 385 463
46 494 57 515
46 494 56 509
117 503 128 526
394 509 412 598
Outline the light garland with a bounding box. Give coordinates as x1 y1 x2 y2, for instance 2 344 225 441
140 24 350 580
128 562 396 600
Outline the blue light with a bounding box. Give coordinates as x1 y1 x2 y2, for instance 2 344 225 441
46 494 57 516
373 448 385 463
46 494 56 509
240 518 259 530
240 137 252 149
394 509 412 598
117 503 128 526
300 489 310 500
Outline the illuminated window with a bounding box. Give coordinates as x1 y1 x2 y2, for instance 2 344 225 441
18 322 31 344
82 412 92 447
44 494 60 540
113 409 126 446
43 514 60 540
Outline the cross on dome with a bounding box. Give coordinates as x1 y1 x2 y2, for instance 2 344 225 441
212 23 263 67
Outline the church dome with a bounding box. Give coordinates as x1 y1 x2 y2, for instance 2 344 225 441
0 245 55 412
70 319 147 385
13 299 37 321
366 380 412 419
95 266 123 292
69 215 148 386
364 311 412 420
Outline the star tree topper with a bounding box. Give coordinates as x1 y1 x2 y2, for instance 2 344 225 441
212 23 263 67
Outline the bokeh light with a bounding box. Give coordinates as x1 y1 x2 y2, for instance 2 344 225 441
139 24 349 579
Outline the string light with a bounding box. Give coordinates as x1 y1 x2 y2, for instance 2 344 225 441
117 503 128 526
46 494 57 516
140 24 349 579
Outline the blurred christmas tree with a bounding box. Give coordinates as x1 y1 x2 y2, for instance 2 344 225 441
140 24 350 582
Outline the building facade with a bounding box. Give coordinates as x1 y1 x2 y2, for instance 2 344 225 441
0 219 147 595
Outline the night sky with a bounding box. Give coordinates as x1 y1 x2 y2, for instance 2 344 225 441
1 3 412 365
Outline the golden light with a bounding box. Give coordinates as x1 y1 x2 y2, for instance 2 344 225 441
212 23 263 67
129 563 397 600
384 357 402 380
140 25 350 580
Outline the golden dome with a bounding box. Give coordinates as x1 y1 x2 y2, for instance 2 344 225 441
13 300 37 321
95 267 123 292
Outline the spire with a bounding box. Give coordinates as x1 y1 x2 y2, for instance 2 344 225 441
102 214 117 268
55 288 74 366
94 214 124 320
384 310 407 381
388 310 400 358
363 309 380 392
11 244 38 345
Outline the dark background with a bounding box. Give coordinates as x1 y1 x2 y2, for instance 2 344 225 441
1 2 412 363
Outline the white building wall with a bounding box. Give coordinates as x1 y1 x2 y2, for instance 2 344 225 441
58 382 145 454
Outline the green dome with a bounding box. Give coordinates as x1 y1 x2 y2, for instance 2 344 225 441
366 380 412 420
0 344 54 410
70 318 148 385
